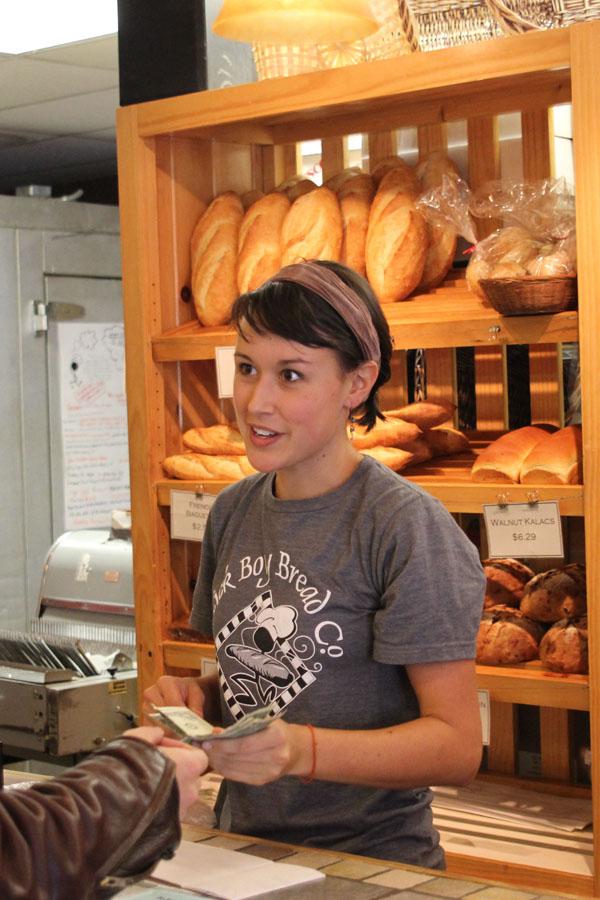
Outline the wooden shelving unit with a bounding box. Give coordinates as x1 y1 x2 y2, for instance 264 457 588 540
117 21 600 896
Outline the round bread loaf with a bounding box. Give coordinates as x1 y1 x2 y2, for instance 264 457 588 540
520 563 586 622
483 558 535 609
476 605 544 665
539 616 588 674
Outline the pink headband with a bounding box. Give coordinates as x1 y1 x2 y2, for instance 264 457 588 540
267 261 381 366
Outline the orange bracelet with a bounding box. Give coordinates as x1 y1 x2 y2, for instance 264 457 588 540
300 723 317 783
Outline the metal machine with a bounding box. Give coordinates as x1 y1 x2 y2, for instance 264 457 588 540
0 525 137 761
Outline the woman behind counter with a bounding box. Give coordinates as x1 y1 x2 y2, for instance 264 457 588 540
145 259 485 869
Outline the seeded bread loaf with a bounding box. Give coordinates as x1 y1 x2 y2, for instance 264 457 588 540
520 563 586 622
539 616 588 674
483 558 535 609
476 605 544 665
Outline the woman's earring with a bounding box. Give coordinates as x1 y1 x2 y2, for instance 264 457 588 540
348 414 358 439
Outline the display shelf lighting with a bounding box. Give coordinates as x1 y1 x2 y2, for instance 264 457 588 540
212 0 379 44
1 0 118 55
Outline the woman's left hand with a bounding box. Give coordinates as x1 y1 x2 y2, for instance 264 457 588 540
202 719 310 785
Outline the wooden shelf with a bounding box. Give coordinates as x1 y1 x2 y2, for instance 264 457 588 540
161 640 588 710
157 466 584 515
152 286 579 362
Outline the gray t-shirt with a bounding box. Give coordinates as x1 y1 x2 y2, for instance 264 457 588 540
191 455 485 867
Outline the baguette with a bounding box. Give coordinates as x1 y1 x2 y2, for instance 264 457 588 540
520 425 583 485
471 425 556 484
276 175 317 202
351 416 421 450
324 167 364 193
336 174 375 277
384 399 456 430
423 426 470 458
182 423 246 455
365 166 429 303
415 151 460 290
237 192 291 293
370 157 421 192
280 186 343 266
360 445 416 472
191 191 243 326
163 452 255 481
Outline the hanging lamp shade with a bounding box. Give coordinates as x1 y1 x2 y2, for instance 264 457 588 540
212 0 380 44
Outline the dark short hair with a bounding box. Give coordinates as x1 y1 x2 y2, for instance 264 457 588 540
231 260 392 429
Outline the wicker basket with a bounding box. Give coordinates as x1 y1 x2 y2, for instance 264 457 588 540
252 0 419 80
479 275 577 315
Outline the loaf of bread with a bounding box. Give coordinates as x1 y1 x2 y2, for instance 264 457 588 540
539 616 588 674
280 186 343 266
365 166 429 303
415 151 460 291
370 157 421 192
384 399 456 430
324 168 364 193
276 175 318 202
182 423 246 456
422 426 470 458
351 416 421 450
519 425 583 485
476 605 544 665
360 445 416 472
520 563 586 622
336 173 375 277
241 189 264 210
466 226 541 298
237 192 291 294
163 452 255 481
483 558 535 609
191 191 244 326
471 425 556 484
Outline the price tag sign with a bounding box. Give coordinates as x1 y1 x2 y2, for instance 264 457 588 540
170 490 215 542
483 500 563 559
478 689 490 746
215 345 236 399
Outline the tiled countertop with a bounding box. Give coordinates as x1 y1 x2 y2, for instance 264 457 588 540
163 825 584 900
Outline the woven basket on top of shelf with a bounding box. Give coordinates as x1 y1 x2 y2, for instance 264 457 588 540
252 0 419 79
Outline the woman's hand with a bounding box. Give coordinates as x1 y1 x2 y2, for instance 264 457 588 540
202 719 312 785
142 675 208 722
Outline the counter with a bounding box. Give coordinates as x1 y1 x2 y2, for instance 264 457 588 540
128 824 585 899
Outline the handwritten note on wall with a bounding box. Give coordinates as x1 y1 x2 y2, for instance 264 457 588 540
57 323 130 529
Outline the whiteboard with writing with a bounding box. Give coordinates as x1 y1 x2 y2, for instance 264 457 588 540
57 322 130 529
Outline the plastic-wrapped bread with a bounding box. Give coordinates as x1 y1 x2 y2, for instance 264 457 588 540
520 563 586 622
191 191 243 326
182 423 246 455
483 558 535 609
384 399 456 430
415 151 460 291
280 186 343 266
365 166 429 303
237 192 291 294
520 425 583 485
336 173 375 277
476 605 544 665
471 425 556 484
539 616 588 674
351 416 421 450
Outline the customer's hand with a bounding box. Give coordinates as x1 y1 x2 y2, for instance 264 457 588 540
124 725 208 817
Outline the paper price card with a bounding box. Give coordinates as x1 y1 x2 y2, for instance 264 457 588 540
478 690 490 746
215 345 236 399
483 500 563 559
170 490 216 542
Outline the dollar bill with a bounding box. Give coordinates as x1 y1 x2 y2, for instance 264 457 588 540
150 703 276 744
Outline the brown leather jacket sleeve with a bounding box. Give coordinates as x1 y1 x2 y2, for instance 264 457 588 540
0 736 181 900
